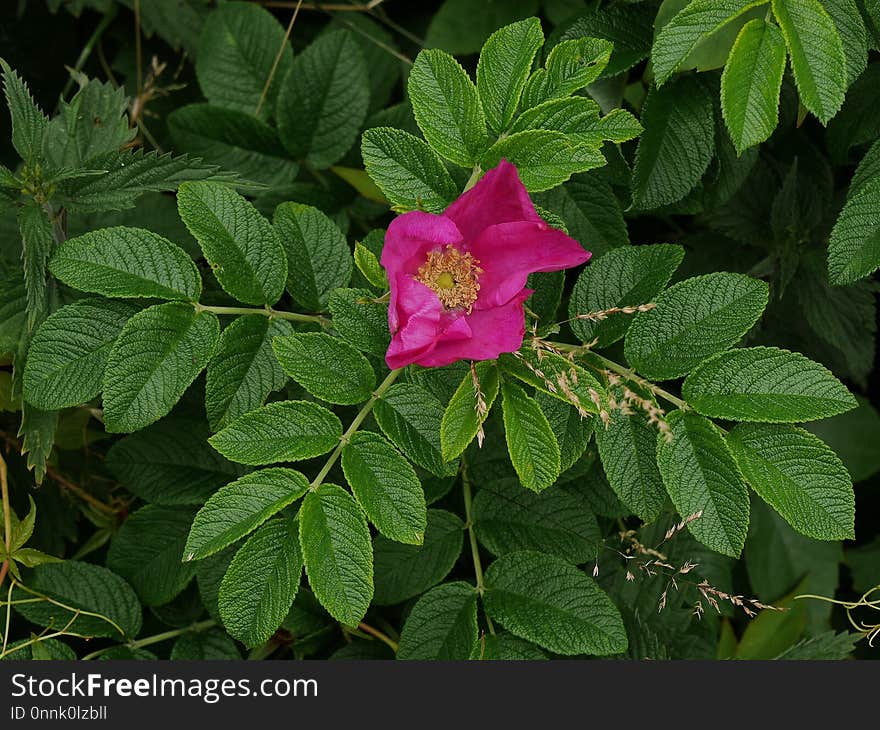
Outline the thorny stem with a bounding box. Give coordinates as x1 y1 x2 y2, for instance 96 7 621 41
461 459 495 636
357 621 399 652
309 368 401 491
194 303 331 328
549 342 688 410
81 619 218 660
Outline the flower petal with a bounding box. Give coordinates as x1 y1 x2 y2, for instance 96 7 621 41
443 159 542 242
381 210 463 281
469 221 591 309
413 290 532 367
386 276 472 369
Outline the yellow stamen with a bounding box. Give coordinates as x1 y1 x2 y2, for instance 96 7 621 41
415 245 482 312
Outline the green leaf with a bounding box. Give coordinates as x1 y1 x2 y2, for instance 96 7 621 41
535 392 594 472
196 544 239 623
168 103 298 187
106 419 246 506
595 391 667 522
827 176 880 285
361 127 458 214
206 315 292 431
470 632 547 660
656 410 750 557
341 431 426 545
23 299 135 410
807 396 880 482
327 287 390 357
18 404 56 485
18 200 53 329
1 638 75 661
440 362 500 461
721 19 787 154
373 509 464 605
824 0 868 85
177 181 286 306
483 551 627 655
550 4 653 77
0 59 48 162
273 202 353 310
499 348 605 415
209 400 342 466
374 383 458 477
775 631 858 660
49 227 202 301
44 80 133 168
171 629 241 660
424 0 540 55
12 548 61 569
682 347 857 422
107 505 198 606
533 171 629 256
272 332 375 405
624 272 769 380
569 243 684 347
277 30 369 168
728 423 855 540
481 130 605 192
771 0 847 123
12 561 142 640
510 97 642 147
353 239 387 289
651 0 767 86
521 37 613 109
102 303 219 433
219 518 302 647
631 76 715 210
473 479 599 563
396 582 477 660
408 48 488 167
59 149 236 214
185 468 310 561
299 483 373 625
195 1 293 117
501 381 561 493
476 18 544 135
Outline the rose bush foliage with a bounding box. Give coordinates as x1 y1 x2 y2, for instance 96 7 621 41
0 0 878 661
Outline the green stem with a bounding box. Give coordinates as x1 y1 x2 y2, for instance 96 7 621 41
356 622 399 652
550 342 687 410
463 165 483 192
461 460 495 635
309 368 402 491
195 304 330 328
81 619 217 660
56 4 119 111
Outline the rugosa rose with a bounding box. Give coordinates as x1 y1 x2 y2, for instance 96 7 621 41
382 160 591 369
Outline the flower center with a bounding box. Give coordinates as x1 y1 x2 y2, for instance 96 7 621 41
415 245 482 312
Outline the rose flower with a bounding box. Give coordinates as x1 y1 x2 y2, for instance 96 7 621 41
382 160 591 369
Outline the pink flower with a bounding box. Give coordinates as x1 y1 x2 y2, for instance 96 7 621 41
382 160 591 369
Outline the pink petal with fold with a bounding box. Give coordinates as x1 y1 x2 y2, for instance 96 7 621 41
442 159 542 242
469 221 591 309
414 290 532 367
